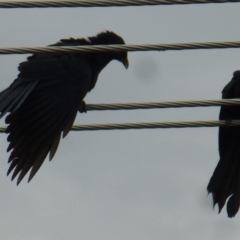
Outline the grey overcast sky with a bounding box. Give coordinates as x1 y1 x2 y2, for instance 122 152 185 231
0 1 240 240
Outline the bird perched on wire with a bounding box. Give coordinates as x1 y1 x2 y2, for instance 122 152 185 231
0 31 129 185
207 70 240 217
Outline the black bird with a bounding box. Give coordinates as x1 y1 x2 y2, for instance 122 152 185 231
0 31 129 185
207 70 240 217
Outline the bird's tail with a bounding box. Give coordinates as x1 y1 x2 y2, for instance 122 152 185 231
207 139 240 217
0 79 38 119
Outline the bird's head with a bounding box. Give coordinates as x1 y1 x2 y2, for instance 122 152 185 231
88 31 129 69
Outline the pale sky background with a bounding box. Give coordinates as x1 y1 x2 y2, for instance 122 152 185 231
0 2 240 240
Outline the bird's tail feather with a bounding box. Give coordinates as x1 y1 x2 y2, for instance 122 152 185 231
207 139 240 217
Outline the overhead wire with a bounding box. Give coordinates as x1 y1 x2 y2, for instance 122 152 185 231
0 98 239 132
71 120 240 131
0 120 239 133
0 0 239 8
86 98 240 111
2 40 240 55
0 98 238 132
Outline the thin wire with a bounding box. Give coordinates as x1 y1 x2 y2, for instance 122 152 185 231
2 41 240 55
71 120 240 131
0 0 239 8
86 99 240 111
0 120 239 133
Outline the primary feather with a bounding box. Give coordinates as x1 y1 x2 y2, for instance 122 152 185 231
0 31 128 184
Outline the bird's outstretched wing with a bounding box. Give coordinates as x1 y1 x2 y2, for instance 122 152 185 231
2 53 91 184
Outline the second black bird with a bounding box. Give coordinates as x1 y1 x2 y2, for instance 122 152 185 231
208 70 240 217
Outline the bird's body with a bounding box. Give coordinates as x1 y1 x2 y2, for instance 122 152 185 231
0 31 128 184
207 70 240 217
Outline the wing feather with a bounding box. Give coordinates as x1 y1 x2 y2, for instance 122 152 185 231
49 132 61 161
4 53 91 184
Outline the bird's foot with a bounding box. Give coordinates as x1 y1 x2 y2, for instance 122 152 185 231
78 100 87 113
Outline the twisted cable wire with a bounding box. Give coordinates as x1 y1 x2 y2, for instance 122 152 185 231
2 41 240 54
0 120 239 133
71 120 240 131
0 0 239 8
86 98 240 111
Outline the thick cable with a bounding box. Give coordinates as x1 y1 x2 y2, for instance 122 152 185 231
0 0 239 8
86 99 240 111
2 41 240 55
0 120 239 133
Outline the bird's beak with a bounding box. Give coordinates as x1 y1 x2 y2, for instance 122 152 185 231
122 58 129 69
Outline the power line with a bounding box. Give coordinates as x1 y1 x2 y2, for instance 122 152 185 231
0 120 239 133
71 120 240 131
0 0 239 9
0 98 238 133
86 99 240 111
1 40 240 55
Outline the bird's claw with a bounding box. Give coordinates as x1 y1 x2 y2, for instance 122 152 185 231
78 101 87 113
